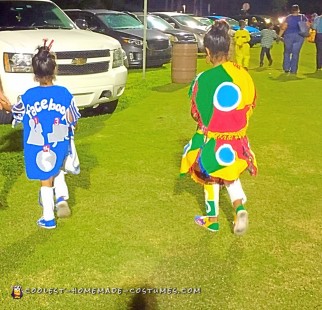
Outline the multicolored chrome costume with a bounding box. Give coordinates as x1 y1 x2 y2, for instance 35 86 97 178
180 62 257 185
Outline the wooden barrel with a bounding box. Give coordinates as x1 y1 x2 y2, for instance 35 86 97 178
171 42 198 84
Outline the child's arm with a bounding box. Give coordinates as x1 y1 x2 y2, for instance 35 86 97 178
66 97 81 126
0 91 11 112
279 21 288 37
11 97 25 127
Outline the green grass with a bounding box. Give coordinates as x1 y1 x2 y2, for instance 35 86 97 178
0 42 321 309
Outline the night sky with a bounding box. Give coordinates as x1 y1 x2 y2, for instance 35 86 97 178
116 0 322 16
54 0 322 16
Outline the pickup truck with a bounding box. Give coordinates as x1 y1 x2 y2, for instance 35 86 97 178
0 0 128 114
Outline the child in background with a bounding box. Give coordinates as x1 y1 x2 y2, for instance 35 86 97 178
234 20 251 70
260 22 278 67
180 20 258 236
0 40 81 229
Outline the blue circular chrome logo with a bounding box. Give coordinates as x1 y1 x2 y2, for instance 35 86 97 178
213 82 241 112
216 144 236 166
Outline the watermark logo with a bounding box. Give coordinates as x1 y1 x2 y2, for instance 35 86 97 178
11 285 23 299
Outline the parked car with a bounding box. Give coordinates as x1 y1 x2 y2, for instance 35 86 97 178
0 0 127 114
191 16 213 27
127 12 196 44
65 9 171 68
151 12 208 52
207 15 262 47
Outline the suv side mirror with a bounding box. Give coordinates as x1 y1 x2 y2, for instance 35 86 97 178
75 19 88 30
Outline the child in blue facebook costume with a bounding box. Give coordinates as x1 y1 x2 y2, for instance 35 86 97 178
1 40 81 229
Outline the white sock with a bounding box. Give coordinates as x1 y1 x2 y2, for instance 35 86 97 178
40 186 55 221
225 179 247 205
54 170 69 201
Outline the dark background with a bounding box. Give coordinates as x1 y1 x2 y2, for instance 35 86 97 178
54 0 322 16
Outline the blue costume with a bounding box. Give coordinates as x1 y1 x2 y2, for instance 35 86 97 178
12 85 80 180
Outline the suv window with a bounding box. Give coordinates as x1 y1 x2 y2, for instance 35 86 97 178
97 13 143 30
0 1 75 29
83 14 102 32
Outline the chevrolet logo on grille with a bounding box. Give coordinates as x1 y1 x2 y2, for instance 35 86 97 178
71 58 87 65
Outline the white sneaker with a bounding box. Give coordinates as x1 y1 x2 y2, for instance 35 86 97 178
56 200 71 218
233 210 248 236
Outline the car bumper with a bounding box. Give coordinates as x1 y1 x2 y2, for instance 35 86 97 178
2 66 128 109
123 46 172 68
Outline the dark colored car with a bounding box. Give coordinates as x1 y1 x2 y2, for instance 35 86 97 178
65 9 172 68
207 15 262 47
127 12 197 44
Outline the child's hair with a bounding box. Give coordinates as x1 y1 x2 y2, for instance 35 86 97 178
32 40 56 81
204 19 230 59
239 19 246 28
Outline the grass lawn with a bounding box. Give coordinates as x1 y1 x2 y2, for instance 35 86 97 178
0 42 321 309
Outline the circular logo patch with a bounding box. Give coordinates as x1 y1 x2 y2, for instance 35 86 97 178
213 82 241 112
36 150 57 172
216 144 236 166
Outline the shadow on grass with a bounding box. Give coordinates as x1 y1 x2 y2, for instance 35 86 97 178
126 284 158 310
152 83 189 93
128 65 169 74
0 128 23 152
80 106 115 119
0 230 53 277
252 66 274 72
65 140 99 210
270 73 305 82
303 71 322 79
0 129 24 209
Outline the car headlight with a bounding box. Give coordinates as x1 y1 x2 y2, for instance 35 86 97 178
3 53 33 73
112 48 124 68
121 37 143 46
197 33 205 40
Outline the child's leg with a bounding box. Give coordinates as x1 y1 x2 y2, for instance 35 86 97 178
260 47 265 66
235 46 243 66
37 178 56 229
225 179 248 235
54 170 71 218
243 44 251 69
194 183 220 232
266 47 273 65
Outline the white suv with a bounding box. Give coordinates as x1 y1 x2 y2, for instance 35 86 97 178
0 0 128 113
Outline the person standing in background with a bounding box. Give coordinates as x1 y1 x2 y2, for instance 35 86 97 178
259 22 278 67
234 20 251 70
312 13 322 71
279 4 309 74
